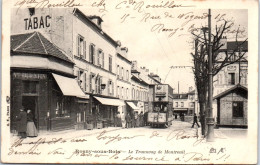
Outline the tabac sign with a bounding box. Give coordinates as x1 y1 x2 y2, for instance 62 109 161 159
24 8 51 30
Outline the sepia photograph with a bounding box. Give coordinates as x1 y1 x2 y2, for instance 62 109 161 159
1 0 258 164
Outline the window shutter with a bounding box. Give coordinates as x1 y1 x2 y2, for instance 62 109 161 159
112 82 114 96
83 41 86 59
235 72 239 84
93 46 95 65
102 52 104 68
97 50 100 65
89 45 92 63
84 73 87 91
107 80 110 95
89 74 92 92
77 35 80 56
100 77 102 94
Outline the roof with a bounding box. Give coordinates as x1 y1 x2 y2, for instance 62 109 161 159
116 53 132 64
148 74 162 84
11 32 73 63
213 84 248 100
131 74 149 86
187 90 195 95
220 41 248 52
172 94 188 99
73 8 119 48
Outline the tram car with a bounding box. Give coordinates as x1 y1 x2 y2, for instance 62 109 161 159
147 84 173 128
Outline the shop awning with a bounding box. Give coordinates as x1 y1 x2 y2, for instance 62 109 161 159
126 102 139 110
94 96 125 106
52 73 89 98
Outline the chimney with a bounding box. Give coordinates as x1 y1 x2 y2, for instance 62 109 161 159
88 15 103 29
219 36 227 50
120 47 128 58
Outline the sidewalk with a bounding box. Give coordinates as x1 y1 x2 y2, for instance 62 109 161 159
10 126 122 143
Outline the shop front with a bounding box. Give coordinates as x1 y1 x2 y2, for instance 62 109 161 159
10 71 89 132
88 96 125 128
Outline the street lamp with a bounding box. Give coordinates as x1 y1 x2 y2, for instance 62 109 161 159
206 9 214 142
199 10 214 142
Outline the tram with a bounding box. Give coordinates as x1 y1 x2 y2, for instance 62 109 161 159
147 84 173 128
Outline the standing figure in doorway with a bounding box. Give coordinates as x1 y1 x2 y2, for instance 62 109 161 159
16 108 27 139
125 113 131 128
139 111 144 127
191 113 200 128
26 110 38 137
121 112 126 128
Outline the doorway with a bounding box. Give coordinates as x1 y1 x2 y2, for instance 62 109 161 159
22 96 39 129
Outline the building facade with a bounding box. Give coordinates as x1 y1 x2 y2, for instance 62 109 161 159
212 40 248 127
10 32 87 132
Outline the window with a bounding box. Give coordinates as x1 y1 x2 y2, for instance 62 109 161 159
77 35 86 59
97 49 104 68
119 67 122 79
117 65 120 78
121 87 124 99
107 80 114 96
232 101 243 117
117 86 120 97
89 44 95 64
95 76 102 94
126 88 129 99
190 102 194 108
181 102 184 107
228 73 235 85
89 73 94 93
175 102 178 107
126 70 129 81
77 70 84 89
23 81 38 94
109 55 112 72
121 67 124 79
55 96 71 118
132 89 135 100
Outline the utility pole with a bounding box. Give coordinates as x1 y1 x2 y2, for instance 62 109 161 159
207 9 214 142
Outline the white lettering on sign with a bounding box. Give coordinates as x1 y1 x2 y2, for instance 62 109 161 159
227 66 236 71
24 15 51 30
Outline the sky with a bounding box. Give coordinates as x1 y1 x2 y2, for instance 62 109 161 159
80 1 248 93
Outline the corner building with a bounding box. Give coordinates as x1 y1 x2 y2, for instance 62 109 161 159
11 8 126 131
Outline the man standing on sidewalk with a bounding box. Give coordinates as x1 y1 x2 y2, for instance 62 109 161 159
191 113 200 128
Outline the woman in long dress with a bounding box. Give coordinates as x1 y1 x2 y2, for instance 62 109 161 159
121 112 126 128
26 110 38 137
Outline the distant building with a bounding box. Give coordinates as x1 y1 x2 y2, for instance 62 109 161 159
172 89 198 116
115 46 132 115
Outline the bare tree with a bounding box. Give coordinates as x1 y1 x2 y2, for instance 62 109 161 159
191 19 248 136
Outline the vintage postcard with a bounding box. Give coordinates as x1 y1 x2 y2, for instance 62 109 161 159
1 0 258 164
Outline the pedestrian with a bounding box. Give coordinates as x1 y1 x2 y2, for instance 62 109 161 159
139 111 144 127
191 113 200 128
125 113 131 128
121 112 126 128
135 111 139 127
175 113 178 119
16 107 27 139
131 113 135 128
144 111 148 126
116 112 122 127
26 110 38 137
